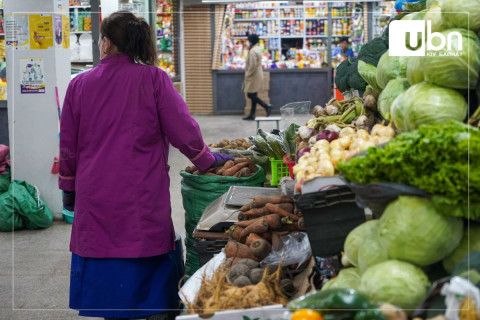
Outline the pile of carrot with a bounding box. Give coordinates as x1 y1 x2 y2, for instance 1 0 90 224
185 155 258 177
225 195 305 264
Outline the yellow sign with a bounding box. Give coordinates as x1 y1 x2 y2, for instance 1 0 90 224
29 14 53 50
62 15 70 49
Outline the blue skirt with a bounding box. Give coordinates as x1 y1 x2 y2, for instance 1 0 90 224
69 251 183 318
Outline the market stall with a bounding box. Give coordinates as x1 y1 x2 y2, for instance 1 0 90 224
177 0 480 318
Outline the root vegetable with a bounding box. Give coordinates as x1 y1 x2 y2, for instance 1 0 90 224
228 225 245 242
204 173 218 176
235 217 263 228
250 239 272 260
241 207 270 220
253 195 293 207
233 275 251 287
193 170 200 175
228 263 250 282
234 158 250 164
276 203 294 213
240 219 269 238
272 232 281 251
298 217 306 230
264 203 299 221
277 222 301 232
249 268 265 284
225 241 258 261
215 167 224 174
239 167 251 177
263 214 282 230
237 258 260 269
223 162 248 176
185 166 194 173
246 233 266 246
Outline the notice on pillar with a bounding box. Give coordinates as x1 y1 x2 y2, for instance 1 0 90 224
29 15 54 50
62 15 70 49
19 58 46 94
5 14 30 49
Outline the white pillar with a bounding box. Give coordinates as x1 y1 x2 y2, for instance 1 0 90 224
5 0 71 218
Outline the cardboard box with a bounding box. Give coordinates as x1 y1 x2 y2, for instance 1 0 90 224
176 304 288 320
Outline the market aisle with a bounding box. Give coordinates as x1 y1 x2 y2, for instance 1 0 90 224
0 115 280 319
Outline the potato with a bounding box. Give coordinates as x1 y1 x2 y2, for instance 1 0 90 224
248 268 264 284
233 275 251 287
210 144 218 148
237 259 260 269
218 139 229 148
227 263 249 282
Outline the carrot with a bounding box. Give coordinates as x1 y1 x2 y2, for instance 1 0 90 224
185 166 193 174
239 167 251 177
261 232 272 242
298 217 306 231
276 203 294 213
251 195 293 209
276 222 301 232
205 173 219 176
234 170 243 178
245 233 266 246
272 232 281 251
241 207 270 220
234 216 263 228
236 153 246 159
223 162 248 176
239 201 255 212
240 219 269 238
206 167 216 173
193 170 200 175
250 239 272 260
228 225 245 242
223 160 235 170
234 158 250 164
262 214 282 230
217 168 226 175
264 203 299 221
225 240 258 261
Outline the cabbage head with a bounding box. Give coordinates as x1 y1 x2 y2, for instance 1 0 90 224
406 56 424 85
378 78 410 120
344 220 379 267
358 231 388 272
423 29 480 89
439 0 480 33
359 260 430 311
358 60 381 92
378 196 464 266
424 5 445 33
321 268 361 291
443 223 480 273
376 51 409 90
390 82 467 132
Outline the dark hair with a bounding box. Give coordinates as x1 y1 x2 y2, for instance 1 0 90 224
100 11 157 66
248 34 260 47
339 37 350 44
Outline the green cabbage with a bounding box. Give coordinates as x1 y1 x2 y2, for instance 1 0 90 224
344 220 379 267
359 260 430 311
322 268 361 291
358 231 388 272
406 57 425 85
426 0 439 8
376 51 409 90
443 223 480 273
401 11 427 21
439 0 480 32
390 82 468 132
423 29 480 89
424 5 445 33
378 79 410 120
358 60 382 92
379 196 464 267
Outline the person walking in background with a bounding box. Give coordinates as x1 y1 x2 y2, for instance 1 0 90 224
332 37 355 64
242 34 272 121
59 11 232 320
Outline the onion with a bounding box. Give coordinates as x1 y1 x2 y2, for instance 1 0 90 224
298 126 315 140
297 147 311 160
316 130 339 142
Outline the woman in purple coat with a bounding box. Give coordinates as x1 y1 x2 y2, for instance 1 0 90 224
59 11 231 320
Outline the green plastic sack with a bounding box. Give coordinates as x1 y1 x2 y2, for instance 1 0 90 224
13 181 53 230
0 191 25 231
181 167 266 276
0 166 10 194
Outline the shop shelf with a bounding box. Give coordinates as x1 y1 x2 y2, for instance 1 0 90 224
305 35 328 38
279 17 304 20
234 18 277 21
295 185 366 258
70 5 92 9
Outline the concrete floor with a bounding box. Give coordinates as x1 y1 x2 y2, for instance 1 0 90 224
0 115 282 319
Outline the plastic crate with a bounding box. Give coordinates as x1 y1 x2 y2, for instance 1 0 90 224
270 158 290 186
62 209 74 224
295 186 366 258
194 238 229 267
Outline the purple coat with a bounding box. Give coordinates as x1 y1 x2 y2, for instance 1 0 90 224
59 54 214 258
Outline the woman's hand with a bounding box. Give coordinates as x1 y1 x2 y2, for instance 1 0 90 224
211 153 235 168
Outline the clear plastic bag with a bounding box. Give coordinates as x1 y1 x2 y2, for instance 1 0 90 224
260 232 312 269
